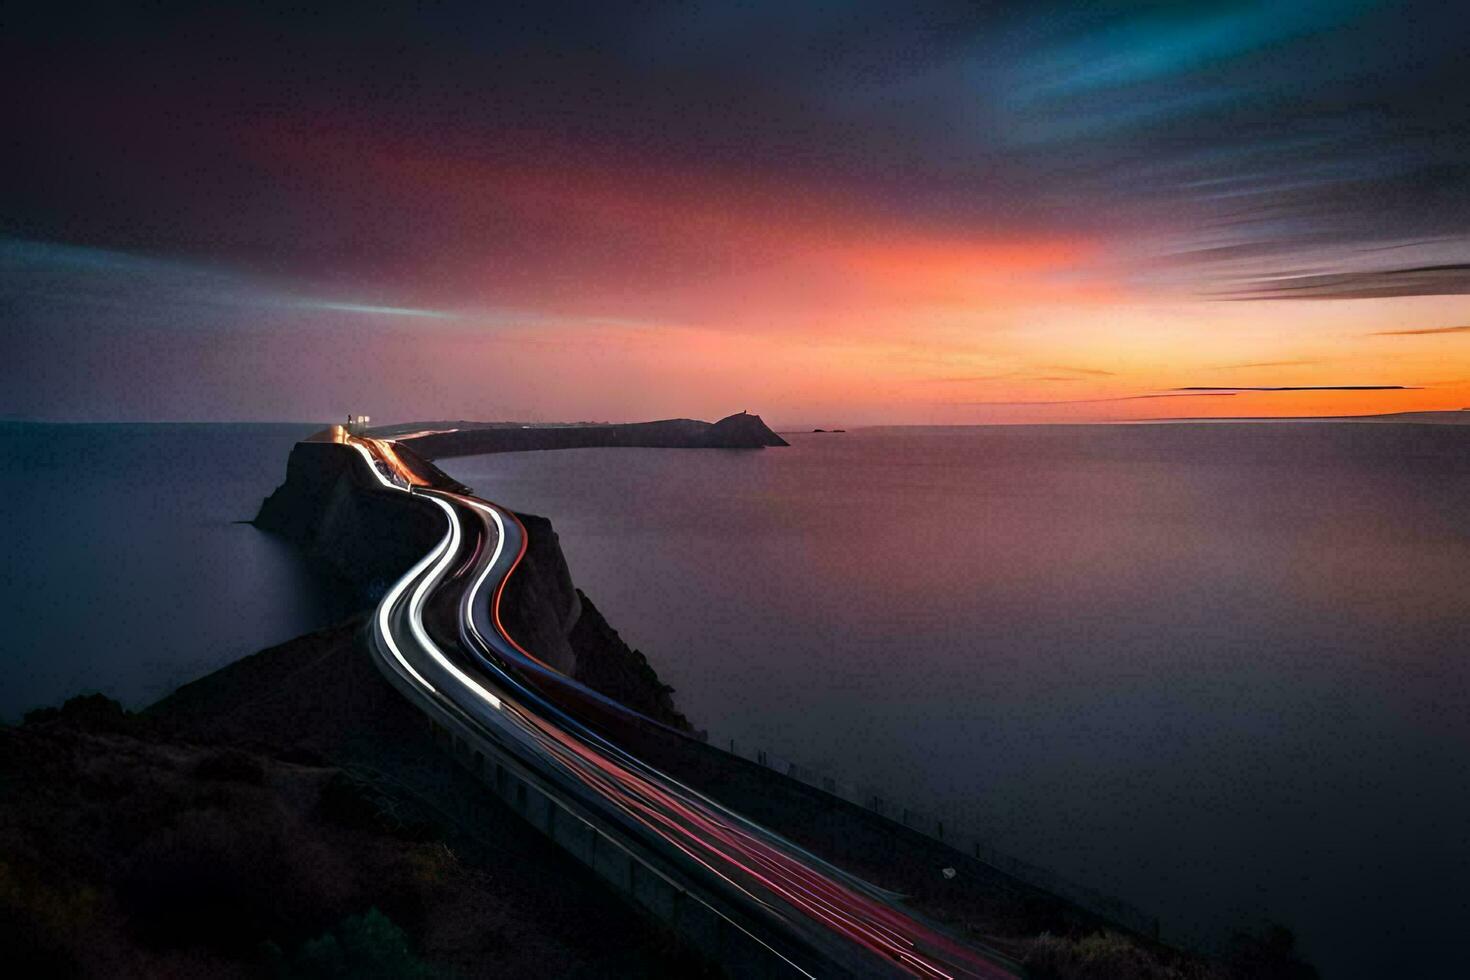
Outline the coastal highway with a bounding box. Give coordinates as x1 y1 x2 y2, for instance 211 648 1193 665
348 433 1017 978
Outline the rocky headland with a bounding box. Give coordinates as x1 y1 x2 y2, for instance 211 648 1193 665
380 410 788 459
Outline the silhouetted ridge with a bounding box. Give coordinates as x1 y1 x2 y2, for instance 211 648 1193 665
391 411 788 458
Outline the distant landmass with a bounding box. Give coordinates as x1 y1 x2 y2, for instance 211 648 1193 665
368 411 788 458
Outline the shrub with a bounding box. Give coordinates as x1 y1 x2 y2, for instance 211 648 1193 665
270 907 434 979
1023 931 1227 980
119 806 350 952
315 772 435 840
1225 924 1319 980
24 694 131 732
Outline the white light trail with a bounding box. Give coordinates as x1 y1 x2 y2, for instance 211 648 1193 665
407 496 503 712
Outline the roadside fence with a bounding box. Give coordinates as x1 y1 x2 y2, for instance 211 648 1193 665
712 732 1160 939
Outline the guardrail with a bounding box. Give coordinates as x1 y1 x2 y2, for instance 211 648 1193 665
400 689 816 977
713 732 1159 940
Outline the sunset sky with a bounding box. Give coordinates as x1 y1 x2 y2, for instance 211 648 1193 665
5 1 1470 425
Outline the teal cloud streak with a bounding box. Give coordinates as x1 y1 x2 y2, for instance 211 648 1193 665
1014 0 1378 105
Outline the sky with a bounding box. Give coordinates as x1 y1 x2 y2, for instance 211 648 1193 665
4 0 1470 426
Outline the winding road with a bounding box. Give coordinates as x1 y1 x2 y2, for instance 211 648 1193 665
349 433 1017 978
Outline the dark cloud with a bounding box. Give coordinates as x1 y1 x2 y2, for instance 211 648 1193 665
1356 237 1462 254
1370 324 1470 336
961 392 1238 406
1219 264 1470 301
1174 386 1415 392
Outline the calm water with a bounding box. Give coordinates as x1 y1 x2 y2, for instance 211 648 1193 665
0 423 355 721
443 424 1470 980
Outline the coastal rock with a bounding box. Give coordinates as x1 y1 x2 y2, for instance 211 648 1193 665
700 411 788 448
253 442 445 599
495 511 581 675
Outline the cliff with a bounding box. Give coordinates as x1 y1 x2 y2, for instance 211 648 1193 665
253 442 447 599
494 511 581 675
252 439 692 729
392 411 788 459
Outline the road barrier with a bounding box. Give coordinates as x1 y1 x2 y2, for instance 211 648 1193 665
403 699 817 977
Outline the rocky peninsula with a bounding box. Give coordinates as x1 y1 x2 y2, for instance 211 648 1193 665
252 434 691 724
374 410 788 458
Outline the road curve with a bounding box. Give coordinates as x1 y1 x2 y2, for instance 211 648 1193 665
350 434 1017 979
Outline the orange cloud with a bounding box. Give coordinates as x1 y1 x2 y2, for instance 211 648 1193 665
239 117 1115 330
824 237 1107 308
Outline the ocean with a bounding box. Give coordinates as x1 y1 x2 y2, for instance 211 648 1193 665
0 422 356 721
440 423 1470 980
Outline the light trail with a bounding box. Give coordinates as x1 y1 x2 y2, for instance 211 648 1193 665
405 495 503 712
349 434 1017 978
